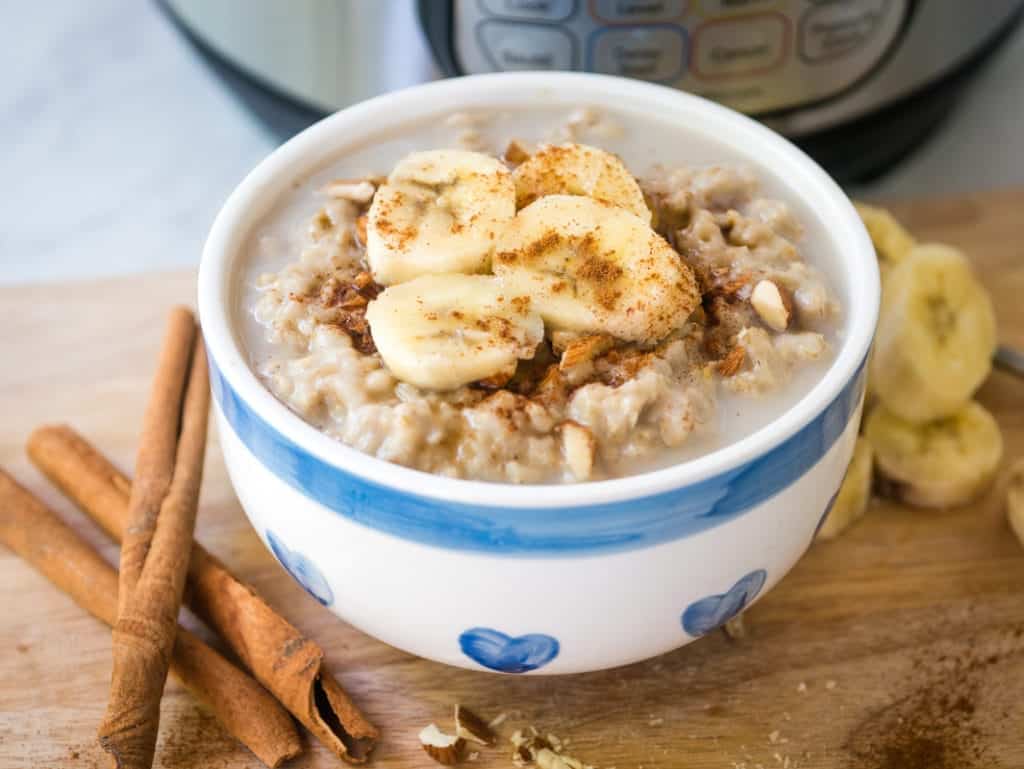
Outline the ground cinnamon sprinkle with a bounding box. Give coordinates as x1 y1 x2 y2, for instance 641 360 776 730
576 233 625 311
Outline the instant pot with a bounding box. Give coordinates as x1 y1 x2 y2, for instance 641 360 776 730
163 0 1024 182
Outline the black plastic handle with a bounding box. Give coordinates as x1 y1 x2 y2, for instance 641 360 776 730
418 0 461 76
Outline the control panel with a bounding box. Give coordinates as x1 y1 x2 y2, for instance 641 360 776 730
452 0 909 114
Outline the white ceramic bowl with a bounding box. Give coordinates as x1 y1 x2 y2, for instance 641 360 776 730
199 72 878 675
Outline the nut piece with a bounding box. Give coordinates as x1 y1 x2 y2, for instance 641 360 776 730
1007 458 1024 546
504 140 531 166
549 330 584 355
718 269 753 297
355 214 368 245
510 728 592 769
420 723 464 766
750 279 794 332
475 367 516 391
723 613 747 640
323 178 377 204
559 334 615 372
717 345 746 378
454 705 497 747
559 421 596 481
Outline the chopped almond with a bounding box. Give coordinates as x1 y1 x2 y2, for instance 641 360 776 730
454 705 497 747
356 215 368 246
476 369 516 390
723 613 747 639
718 345 746 377
559 334 615 372
720 272 752 296
532 365 569 409
750 279 794 331
353 270 375 290
559 421 596 481
504 140 531 166
337 293 368 310
549 330 583 354
420 723 464 766
599 349 656 388
510 728 592 769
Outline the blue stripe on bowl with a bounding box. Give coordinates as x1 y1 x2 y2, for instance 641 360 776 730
210 356 865 555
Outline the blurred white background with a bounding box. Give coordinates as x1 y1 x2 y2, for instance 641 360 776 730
3 1 1023 284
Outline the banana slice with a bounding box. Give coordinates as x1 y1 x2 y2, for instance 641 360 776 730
865 401 1003 509
1007 459 1024 547
854 202 916 266
855 202 915 397
870 244 997 423
365 274 543 391
493 195 699 343
512 143 651 223
817 437 874 540
366 149 516 285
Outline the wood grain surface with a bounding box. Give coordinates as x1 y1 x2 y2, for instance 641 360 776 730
2 189 1023 769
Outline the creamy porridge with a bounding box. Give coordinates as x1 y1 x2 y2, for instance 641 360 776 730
238 108 842 483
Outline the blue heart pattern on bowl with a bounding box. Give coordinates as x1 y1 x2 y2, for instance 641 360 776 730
459 627 560 673
681 569 767 637
266 529 334 607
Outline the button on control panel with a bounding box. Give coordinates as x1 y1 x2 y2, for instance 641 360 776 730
479 0 576 21
477 21 577 69
799 0 889 62
590 0 687 23
589 26 687 81
693 13 788 79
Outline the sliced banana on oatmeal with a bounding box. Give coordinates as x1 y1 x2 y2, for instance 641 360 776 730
365 273 543 391
817 437 874 541
512 142 651 222
865 401 1003 509
870 244 997 424
493 195 699 343
365 149 516 285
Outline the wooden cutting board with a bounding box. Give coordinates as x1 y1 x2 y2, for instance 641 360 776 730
2 189 1024 769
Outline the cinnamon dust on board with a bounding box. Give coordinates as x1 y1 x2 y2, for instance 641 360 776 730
845 628 1023 768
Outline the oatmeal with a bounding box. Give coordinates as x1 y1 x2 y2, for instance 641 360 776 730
241 109 840 483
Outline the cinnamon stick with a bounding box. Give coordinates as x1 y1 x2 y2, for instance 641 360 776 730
28 425 381 763
0 468 302 768
99 308 209 769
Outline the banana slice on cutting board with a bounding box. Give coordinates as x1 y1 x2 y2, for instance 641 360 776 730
512 143 651 223
1007 459 1024 546
365 273 543 391
493 195 699 343
817 437 874 541
366 149 516 285
865 401 1003 509
855 202 917 400
854 202 916 268
869 244 997 424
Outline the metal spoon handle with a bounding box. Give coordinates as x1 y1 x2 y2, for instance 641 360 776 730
995 345 1024 377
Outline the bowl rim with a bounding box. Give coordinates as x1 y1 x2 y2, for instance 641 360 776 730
198 71 878 510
